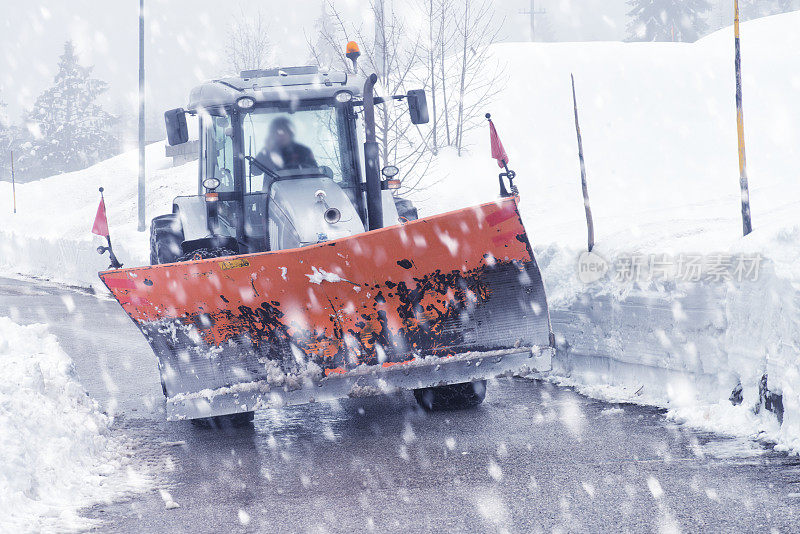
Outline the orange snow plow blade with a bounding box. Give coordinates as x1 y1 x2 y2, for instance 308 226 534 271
100 197 553 420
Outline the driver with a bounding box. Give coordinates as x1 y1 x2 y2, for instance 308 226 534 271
251 116 317 175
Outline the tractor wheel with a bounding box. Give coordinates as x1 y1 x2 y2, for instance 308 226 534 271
176 247 237 262
150 214 184 265
190 411 255 429
413 380 487 411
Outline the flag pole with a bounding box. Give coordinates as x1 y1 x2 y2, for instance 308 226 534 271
96 187 123 269
734 0 753 236
571 74 595 252
10 150 16 214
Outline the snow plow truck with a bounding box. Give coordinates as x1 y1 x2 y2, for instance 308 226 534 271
99 47 554 426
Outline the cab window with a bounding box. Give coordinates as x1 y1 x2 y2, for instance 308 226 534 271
206 114 235 192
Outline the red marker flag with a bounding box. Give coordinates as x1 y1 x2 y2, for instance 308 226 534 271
486 114 517 198
92 197 109 237
489 119 508 168
92 187 122 269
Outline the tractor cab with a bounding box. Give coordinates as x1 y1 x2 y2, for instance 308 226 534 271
155 63 427 264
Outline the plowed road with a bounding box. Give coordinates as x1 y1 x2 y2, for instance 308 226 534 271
2 276 799 533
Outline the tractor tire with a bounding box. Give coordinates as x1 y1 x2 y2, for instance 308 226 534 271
190 411 255 429
413 380 487 411
176 247 237 262
150 214 184 265
393 197 418 221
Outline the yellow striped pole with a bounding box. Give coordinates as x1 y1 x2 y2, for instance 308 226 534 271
734 0 752 236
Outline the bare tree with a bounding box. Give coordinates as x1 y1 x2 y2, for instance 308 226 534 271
306 2 348 68
426 0 440 154
306 0 504 192
224 7 273 74
308 1 435 194
415 0 505 156
439 0 454 147
451 0 504 155
415 0 458 155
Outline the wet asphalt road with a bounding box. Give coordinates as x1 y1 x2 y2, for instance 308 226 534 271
2 276 800 533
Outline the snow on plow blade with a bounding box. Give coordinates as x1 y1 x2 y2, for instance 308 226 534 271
99 197 553 420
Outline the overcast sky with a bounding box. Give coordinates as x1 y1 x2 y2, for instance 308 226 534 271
0 0 634 127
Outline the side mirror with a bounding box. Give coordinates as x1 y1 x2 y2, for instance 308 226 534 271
164 108 188 146
407 90 429 125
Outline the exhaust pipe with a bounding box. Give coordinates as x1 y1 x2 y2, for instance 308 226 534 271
363 74 383 231
324 207 341 224
316 189 342 224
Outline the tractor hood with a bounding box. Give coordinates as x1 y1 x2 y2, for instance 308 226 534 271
269 177 366 248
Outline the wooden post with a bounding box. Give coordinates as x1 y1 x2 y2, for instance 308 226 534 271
10 150 16 214
571 74 595 252
734 0 753 236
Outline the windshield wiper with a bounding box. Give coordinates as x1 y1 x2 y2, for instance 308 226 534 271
245 155 281 180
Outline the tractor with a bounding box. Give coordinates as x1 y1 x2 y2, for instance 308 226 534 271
99 44 554 426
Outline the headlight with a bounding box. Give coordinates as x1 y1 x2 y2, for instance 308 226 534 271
381 165 399 178
236 96 256 109
203 177 221 190
334 91 353 103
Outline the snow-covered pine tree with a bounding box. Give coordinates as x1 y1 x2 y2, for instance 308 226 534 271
18 41 118 179
0 97 13 180
306 3 342 69
626 0 712 42
224 7 273 74
0 99 7 133
739 0 797 21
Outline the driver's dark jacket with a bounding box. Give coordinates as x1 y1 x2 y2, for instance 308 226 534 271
252 142 317 175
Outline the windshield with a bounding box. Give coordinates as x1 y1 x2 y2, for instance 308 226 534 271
242 105 350 193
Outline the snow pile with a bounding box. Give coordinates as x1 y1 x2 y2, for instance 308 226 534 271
727 228 800 451
0 141 196 289
415 13 800 450
0 317 143 532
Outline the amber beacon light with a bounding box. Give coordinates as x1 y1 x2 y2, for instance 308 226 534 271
346 41 360 72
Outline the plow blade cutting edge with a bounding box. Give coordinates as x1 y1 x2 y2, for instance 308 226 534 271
100 197 554 420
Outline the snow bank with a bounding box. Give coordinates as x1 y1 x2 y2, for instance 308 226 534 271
0 317 145 532
416 12 800 450
0 141 196 290
547 268 789 447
